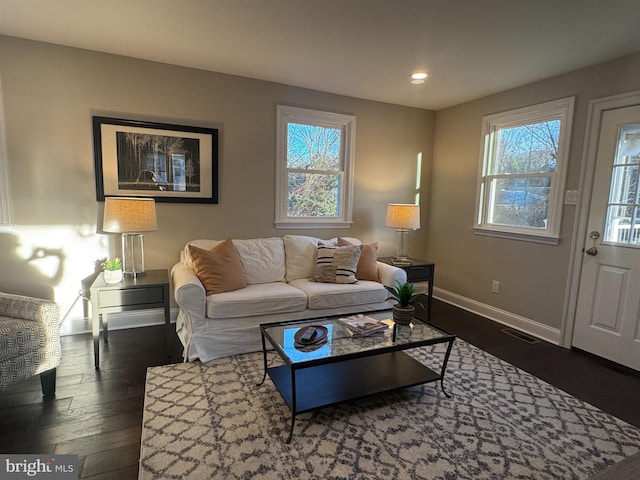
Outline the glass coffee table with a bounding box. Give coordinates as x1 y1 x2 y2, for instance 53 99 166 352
258 310 456 443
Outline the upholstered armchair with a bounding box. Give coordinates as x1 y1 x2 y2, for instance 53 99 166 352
0 292 61 397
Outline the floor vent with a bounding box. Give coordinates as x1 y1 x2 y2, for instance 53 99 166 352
501 328 540 344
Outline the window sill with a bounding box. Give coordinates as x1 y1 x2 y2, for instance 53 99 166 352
472 227 560 245
275 219 354 229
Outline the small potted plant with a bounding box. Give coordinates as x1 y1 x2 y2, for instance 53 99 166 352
101 257 123 284
385 282 417 325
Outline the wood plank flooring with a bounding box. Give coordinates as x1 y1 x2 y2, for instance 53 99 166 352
0 300 639 479
0 324 182 479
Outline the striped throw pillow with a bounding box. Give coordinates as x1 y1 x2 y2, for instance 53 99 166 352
310 244 362 284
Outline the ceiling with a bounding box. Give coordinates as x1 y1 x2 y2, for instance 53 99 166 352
1 0 639 110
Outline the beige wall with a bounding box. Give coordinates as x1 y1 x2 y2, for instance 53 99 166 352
0 36 434 316
428 53 640 331
4 33 637 336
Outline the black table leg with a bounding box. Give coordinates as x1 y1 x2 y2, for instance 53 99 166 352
286 368 297 444
257 332 268 386
439 338 455 398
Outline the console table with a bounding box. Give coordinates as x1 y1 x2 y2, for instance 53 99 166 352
379 257 435 320
90 269 170 368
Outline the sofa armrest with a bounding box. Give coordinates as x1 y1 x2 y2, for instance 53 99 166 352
171 262 206 318
376 261 407 287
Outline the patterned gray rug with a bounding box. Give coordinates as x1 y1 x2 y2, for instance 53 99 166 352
139 340 640 479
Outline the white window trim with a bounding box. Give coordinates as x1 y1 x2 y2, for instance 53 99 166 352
0 76 13 226
275 105 355 229
473 97 575 244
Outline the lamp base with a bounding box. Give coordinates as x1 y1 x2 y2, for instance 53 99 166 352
124 271 146 278
121 233 146 277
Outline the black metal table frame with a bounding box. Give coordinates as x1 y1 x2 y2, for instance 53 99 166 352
258 317 455 443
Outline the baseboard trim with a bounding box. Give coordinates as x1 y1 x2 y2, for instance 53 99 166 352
65 308 178 335
434 287 562 346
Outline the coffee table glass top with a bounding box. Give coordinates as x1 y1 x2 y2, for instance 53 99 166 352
261 310 452 365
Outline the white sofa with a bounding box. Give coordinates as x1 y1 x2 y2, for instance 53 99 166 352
171 235 407 362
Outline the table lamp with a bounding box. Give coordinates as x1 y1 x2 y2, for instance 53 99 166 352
385 204 420 264
103 197 158 277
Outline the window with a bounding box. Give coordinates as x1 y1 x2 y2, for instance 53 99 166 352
474 97 575 243
0 76 12 226
275 105 355 228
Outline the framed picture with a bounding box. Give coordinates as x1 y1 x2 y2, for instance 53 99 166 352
93 116 218 203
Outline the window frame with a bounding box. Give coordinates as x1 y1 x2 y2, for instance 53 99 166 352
0 76 12 226
474 97 575 244
275 105 355 229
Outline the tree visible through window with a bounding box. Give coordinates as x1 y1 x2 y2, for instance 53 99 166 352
490 120 559 228
276 106 355 228
287 123 341 217
475 98 574 243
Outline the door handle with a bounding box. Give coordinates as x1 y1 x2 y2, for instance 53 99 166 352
585 231 600 256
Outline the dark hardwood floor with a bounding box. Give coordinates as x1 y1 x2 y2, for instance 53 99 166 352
0 324 183 479
1 299 639 479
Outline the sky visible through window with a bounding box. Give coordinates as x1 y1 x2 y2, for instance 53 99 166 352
286 123 342 217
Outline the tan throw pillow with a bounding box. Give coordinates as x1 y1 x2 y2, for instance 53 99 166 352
311 244 362 284
338 238 380 282
188 239 246 295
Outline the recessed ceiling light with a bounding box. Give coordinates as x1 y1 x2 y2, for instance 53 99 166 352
410 71 428 85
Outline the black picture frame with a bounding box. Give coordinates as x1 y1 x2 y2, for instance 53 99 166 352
93 116 218 203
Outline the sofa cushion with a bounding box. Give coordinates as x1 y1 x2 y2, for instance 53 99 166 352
232 238 286 284
205 282 307 319
289 278 388 310
189 241 246 295
311 244 362 284
338 238 380 282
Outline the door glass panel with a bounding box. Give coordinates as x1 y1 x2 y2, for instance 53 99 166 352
614 125 640 164
604 124 640 245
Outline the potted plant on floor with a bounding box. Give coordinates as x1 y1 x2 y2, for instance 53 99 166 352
102 257 123 284
385 282 417 325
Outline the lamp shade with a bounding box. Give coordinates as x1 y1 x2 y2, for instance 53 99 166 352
385 204 420 230
103 197 158 233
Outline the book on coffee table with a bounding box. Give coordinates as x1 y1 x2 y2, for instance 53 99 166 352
338 314 389 337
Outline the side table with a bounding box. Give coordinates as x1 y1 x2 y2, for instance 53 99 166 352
379 257 435 320
90 269 171 368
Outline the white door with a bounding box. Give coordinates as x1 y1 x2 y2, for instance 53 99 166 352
573 104 640 371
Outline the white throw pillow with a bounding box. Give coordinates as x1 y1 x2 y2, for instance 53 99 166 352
232 237 286 284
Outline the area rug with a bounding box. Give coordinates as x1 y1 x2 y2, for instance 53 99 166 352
139 340 640 479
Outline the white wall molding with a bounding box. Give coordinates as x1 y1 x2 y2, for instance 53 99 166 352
434 287 562 345
66 308 178 335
